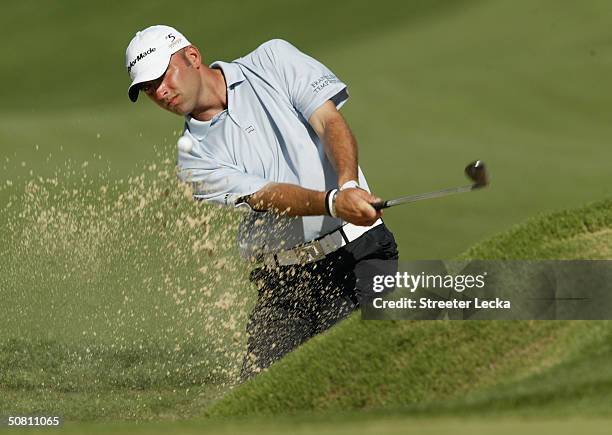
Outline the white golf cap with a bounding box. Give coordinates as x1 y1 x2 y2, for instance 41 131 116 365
125 25 191 102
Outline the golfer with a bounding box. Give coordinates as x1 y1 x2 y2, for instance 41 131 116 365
125 25 398 380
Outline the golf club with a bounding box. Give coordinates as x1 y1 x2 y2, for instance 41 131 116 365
372 160 489 210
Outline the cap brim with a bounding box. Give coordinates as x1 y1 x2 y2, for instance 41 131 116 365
128 85 140 102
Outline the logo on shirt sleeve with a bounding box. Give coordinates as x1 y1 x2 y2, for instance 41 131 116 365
310 74 340 94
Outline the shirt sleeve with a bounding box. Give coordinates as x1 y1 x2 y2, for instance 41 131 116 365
177 140 271 208
250 39 349 121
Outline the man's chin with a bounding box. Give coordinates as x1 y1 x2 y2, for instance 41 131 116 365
167 104 188 116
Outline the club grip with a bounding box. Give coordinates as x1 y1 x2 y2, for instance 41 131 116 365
372 200 388 210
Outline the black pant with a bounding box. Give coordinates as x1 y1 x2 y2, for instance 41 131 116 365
240 224 398 380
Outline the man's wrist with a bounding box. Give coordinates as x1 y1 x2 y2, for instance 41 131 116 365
325 189 339 217
339 180 360 191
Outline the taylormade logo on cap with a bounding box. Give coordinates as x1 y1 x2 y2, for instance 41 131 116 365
125 25 191 102
127 47 156 73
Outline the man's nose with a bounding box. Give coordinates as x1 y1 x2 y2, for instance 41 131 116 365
155 81 168 101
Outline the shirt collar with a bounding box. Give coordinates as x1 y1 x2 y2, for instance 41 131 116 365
210 60 246 89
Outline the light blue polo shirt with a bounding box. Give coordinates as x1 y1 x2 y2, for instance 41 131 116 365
177 39 370 258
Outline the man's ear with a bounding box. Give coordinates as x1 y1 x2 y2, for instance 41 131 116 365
183 45 202 68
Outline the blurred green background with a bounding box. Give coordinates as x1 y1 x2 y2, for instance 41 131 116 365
2 0 610 259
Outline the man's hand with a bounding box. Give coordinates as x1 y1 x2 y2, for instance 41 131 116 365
334 188 382 226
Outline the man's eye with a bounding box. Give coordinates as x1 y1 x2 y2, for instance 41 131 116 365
140 70 167 95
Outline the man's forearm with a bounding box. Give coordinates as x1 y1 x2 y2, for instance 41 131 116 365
245 181 382 227
309 101 359 186
246 182 327 216
322 115 359 186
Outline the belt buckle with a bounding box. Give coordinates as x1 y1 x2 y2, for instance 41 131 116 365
294 241 325 264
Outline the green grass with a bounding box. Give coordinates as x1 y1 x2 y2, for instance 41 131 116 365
459 199 612 259
0 338 228 421
208 320 582 417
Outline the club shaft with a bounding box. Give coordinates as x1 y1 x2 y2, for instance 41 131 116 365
374 185 475 210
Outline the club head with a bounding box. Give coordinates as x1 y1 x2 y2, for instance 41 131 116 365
464 160 489 188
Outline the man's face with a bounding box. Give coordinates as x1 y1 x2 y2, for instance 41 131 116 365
140 49 200 116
